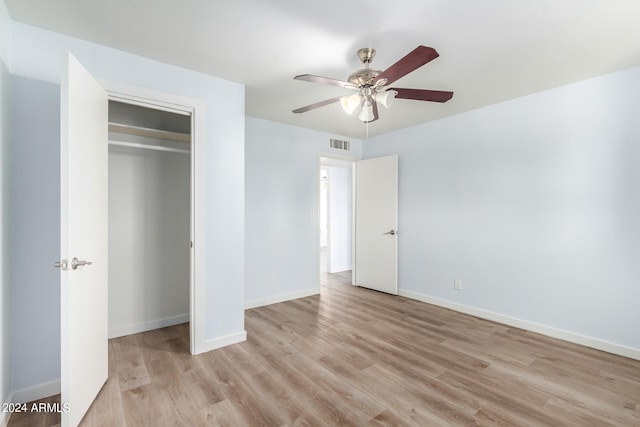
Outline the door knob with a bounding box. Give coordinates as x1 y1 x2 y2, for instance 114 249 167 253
71 257 93 270
383 229 396 236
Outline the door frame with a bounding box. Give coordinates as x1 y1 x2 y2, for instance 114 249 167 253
101 80 206 354
317 153 357 289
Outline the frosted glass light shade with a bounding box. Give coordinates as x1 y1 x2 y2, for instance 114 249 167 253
340 94 361 115
358 102 374 122
377 90 397 109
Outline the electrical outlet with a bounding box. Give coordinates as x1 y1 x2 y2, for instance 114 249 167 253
454 278 462 290
268 274 275 285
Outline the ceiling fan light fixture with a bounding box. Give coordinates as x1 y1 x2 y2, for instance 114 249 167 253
358 99 374 122
292 45 454 125
377 90 397 109
340 93 361 115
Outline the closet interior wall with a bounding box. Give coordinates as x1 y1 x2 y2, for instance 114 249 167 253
107 101 191 338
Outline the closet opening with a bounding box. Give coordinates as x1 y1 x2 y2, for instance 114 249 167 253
107 100 192 342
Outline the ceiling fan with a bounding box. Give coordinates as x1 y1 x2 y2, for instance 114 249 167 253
292 45 454 123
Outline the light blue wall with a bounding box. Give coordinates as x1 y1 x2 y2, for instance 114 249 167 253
244 117 361 306
0 0 12 412
363 65 640 351
8 22 245 396
9 77 61 394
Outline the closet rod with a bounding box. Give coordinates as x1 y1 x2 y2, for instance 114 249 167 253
109 140 190 154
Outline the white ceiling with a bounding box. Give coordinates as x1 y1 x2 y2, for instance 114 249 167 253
6 0 640 139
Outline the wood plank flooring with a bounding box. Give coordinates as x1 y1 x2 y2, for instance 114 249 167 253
8 270 640 426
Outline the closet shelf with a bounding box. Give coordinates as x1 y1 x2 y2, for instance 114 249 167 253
108 122 190 143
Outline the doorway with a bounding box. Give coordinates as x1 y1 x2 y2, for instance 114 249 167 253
102 81 206 354
107 100 192 339
319 156 355 288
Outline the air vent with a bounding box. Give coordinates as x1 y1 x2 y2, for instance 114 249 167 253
330 138 350 151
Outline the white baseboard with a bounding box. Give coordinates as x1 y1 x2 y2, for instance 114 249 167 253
11 379 60 405
328 265 352 274
109 313 189 339
398 289 640 361
244 287 320 310
202 331 247 353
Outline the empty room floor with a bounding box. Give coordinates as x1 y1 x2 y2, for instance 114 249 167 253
8 271 640 426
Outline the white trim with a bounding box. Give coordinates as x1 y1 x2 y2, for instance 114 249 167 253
190 95 207 355
245 288 320 310
101 81 193 116
100 79 207 356
202 331 247 353
11 380 60 405
108 96 190 115
325 166 332 274
399 289 640 361
318 153 359 289
0 393 11 427
108 314 189 339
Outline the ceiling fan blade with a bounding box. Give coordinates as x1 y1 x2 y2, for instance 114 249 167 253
292 96 342 114
376 46 439 86
391 88 454 103
294 74 356 89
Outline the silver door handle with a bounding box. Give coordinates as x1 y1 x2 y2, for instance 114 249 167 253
383 230 396 235
71 257 92 270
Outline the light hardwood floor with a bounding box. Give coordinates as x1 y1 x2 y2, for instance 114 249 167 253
9 270 640 426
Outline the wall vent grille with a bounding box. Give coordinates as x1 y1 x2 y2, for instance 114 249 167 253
330 138 350 151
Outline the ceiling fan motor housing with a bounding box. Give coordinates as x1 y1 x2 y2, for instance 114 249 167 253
348 68 382 87
348 47 382 87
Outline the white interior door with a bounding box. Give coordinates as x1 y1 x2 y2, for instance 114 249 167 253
60 52 108 427
354 155 398 294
